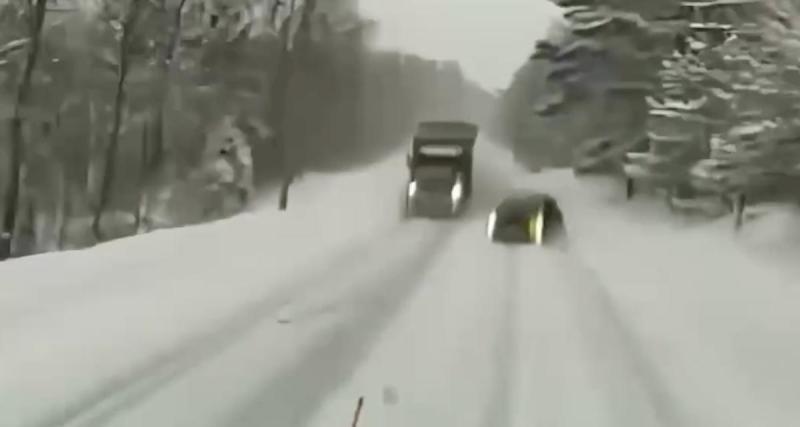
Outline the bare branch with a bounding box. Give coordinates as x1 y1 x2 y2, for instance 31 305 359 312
351 396 364 427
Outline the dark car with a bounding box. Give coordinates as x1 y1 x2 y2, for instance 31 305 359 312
487 193 566 246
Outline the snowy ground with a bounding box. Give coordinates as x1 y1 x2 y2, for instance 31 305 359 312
1 141 800 427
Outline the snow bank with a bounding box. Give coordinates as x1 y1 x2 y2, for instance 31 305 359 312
0 148 422 427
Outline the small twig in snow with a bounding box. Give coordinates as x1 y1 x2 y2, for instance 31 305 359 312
351 396 364 427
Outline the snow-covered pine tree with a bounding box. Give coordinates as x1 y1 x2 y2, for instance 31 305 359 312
625 1 745 210
661 0 800 224
691 20 800 213
542 0 670 175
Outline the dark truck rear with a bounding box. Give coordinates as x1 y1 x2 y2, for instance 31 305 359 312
404 121 478 218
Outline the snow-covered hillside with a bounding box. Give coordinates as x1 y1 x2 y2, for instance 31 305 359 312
1 141 799 427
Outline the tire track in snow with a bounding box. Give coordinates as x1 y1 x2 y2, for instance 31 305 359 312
478 247 520 427
556 251 683 427
220 223 460 427
33 223 417 427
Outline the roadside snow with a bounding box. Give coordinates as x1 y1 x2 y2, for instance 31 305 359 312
528 169 800 427
0 149 415 427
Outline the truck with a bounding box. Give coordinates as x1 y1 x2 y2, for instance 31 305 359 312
404 121 478 218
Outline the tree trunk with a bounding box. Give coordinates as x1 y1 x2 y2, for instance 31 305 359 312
625 177 635 200
57 181 70 250
1 0 48 260
2 117 25 260
278 174 292 210
150 0 188 185
136 120 150 233
92 2 143 241
51 161 68 251
269 0 318 211
733 192 746 231
15 198 37 257
269 9 296 211
87 99 98 201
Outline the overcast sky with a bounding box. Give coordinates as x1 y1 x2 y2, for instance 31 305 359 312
359 0 562 91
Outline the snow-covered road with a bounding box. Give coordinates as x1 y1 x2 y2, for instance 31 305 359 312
2 143 800 427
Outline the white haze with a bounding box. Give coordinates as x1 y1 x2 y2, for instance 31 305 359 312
358 0 562 91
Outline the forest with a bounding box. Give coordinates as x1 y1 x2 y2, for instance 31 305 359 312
496 0 800 224
0 0 494 259
6 0 800 260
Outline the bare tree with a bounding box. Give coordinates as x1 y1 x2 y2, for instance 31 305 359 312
1 0 48 260
135 119 149 232
268 0 295 211
268 0 318 211
153 1 187 170
136 0 189 231
92 0 145 241
153 0 188 167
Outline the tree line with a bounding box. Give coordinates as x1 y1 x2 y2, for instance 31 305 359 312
0 0 494 260
495 0 800 228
